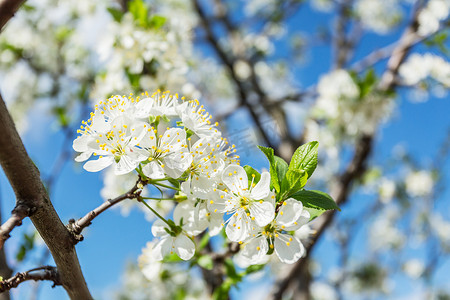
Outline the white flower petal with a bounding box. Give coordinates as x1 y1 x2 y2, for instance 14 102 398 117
174 234 195 260
114 154 140 175
276 198 304 226
250 171 270 199
83 156 113 172
249 201 275 227
74 151 92 162
134 97 153 118
222 165 248 193
90 114 109 132
73 135 90 152
152 237 173 261
151 219 169 237
142 161 165 179
274 234 304 264
209 212 224 236
240 236 269 264
225 210 250 242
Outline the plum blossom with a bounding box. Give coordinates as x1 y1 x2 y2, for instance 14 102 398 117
138 127 192 179
151 220 195 261
208 165 275 242
73 115 147 174
176 99 221 138
239 198 310 264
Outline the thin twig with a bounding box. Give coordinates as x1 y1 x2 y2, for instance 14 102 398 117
0 266 61 292
66 179 142 242
0 204 34 250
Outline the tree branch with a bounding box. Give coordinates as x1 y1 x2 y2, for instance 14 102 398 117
0 0 24 31
0 93 92 299
67 180 142 242
0 200 12 300
0 266 60 292
0 204 33 250
192 0 277 151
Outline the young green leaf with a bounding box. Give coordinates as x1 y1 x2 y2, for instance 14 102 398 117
258 146 279 191
128 0 148 28
291 190 340 211
281 169 308 198
289 141 319 178
197 255 214 270
107 7 124 22
257 146 288 193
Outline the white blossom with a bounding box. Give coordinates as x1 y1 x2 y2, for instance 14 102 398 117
405 170 434 197
208 165 275 242
239 198 310 264
151 220 196 261
418 0 450 36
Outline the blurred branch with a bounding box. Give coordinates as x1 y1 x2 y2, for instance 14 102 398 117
0 93 92 299
333 0 354 69
0 266 60 292
199 240 240 295
67 179 142 242
270 4 425 298
0 0 24 31
192 0 279 152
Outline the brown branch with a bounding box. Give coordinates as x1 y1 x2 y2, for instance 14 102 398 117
0 204 33 250
0 93 92 299
192 0 277 151
0 0 24 31
0 202 12 300
0 266 60 292
67 181 142 242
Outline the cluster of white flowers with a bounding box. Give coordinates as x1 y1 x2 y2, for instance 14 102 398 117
417 0 450 36
115 243 209 300
399 53 450 89
355 0 402 34
313 69 393 138
73 90 312 264
92 0 199 101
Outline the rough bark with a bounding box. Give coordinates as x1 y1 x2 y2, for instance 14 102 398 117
0 94 93 299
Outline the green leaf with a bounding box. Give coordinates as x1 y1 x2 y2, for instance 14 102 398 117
257 146 288 193
244 165 261 186
281 169 307 197
107 7 124 22
291 190 340 211
244 264 265 275
125 69 141 87
128 0 148 28
167 177 180 189
274 156 288 184
289 141 319 178
303 207 327 221
149 15 166 29
224 258 240 281
197 255 214 270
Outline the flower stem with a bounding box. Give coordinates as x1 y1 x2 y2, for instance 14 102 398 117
153 182 181 191
141 196 176 201
139 198 172 227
